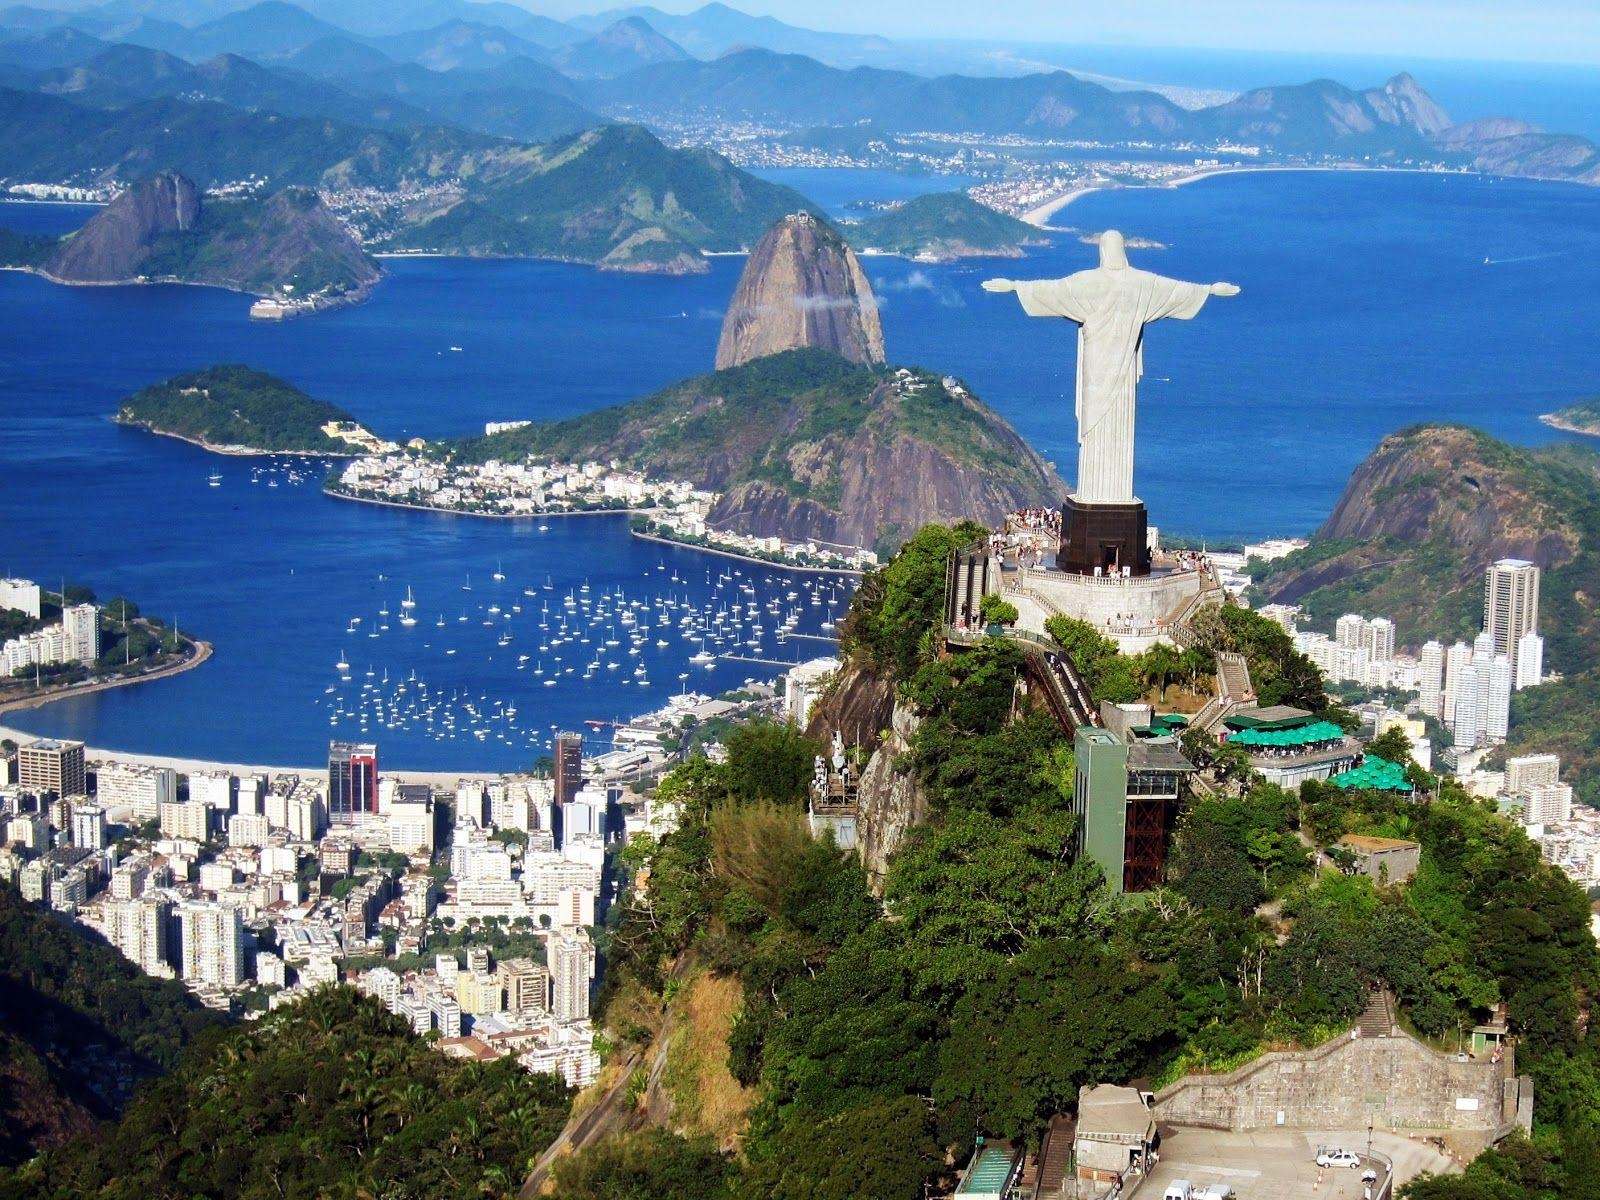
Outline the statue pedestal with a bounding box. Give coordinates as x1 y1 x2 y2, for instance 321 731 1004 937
1057 497 1151 577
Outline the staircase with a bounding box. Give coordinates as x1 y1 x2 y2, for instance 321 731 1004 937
1358 988 1396 1038
1033 1114 1075 1198
1215 651 1253 700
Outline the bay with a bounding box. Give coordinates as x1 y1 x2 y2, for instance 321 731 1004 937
2 165 1598 769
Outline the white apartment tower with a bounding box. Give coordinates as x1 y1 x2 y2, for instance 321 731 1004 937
1442 641 1473 726
61 603 99 666
175 901 245 987
1418 641 1444 720
1516 631 1544 690
1485 559 1539 678
1453 662 1482 749
105 895 173 977
551 931 595 1023
1485 656 1513 742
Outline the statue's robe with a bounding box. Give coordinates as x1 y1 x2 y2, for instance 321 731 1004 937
1012 267 1213 503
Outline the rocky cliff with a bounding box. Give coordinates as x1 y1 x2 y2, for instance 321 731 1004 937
1256 424 1596 653
47 170 200 282
38 170 380 301
715 213 885 370
459 348 1066 556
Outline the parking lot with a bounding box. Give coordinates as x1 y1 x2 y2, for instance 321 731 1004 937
1142 1127 1462 1200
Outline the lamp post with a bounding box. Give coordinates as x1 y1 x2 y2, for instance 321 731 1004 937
1367 1122 1373 1161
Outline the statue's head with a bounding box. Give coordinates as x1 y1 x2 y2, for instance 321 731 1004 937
1098 230 1129 270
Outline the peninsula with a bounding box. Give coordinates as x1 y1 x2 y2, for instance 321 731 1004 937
0 172 380 315
0 581 205 715
1539 398 1600 437
115 366 393 456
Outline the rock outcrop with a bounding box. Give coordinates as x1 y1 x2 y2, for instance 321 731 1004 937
715 213 885 370
47 169 200 282
1259 424 1589 647
41 170 380 301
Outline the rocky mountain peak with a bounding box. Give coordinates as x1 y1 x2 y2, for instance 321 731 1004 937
48 170 201 282
1369 72 1452 135
715 212 886 370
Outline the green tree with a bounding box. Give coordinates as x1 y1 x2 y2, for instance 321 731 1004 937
551 1130 736 1200
932 939 1174 1146
724 720 816 806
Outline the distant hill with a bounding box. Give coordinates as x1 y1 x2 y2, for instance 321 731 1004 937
25 170 381 301
116 364 365 454
849 192 1047 260
124 0 349 61
382 122 812 270
448 347 1066 555
550 15 689 79
364 18 551 72
1252 425 1600 670
569 2 894 63
0 884 229 1169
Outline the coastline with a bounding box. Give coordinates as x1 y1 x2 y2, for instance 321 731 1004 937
118 421 356 459
629 529 865 577
1020 164 1477 227
0 264 370 314
1539 413 1600 437
323 487 647 521
0 638 213 718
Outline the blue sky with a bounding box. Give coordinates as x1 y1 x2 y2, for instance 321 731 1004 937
553 0 1600 66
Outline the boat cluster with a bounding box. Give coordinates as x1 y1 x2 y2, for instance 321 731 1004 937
315 561 851 751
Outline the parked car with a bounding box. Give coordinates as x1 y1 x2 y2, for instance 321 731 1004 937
1317 1148 1363 1169
1198 1184 1236 1199
1163 1180 1193 1200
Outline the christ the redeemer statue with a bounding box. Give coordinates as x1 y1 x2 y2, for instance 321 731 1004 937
983 231 1239 504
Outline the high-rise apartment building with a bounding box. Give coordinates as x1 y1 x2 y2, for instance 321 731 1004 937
328 742 378 823
71 802 106 850
1506 753 1561 795
97 762 176 822
1442 641 1473 726
61 602 99 666
1418 641 1444 720
18 738 85 799
174 901 245 987
554 733 583 807
1515 631 1544 690
1453 663 1481 749
105 895 172 977
1485 559 1539 678
551 931 595 1022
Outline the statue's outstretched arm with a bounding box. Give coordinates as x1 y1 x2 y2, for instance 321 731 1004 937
1211 282 1241 296
981 278 1016 293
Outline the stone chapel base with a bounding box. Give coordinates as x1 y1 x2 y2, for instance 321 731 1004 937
1057 496 1151 577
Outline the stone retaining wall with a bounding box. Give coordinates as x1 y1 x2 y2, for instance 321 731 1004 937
1153 1031 1526 1146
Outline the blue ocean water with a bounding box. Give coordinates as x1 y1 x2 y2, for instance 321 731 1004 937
2 165 1598 768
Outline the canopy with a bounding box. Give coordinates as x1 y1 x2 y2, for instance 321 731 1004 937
1329 755 1414 793
1226 720 1346 749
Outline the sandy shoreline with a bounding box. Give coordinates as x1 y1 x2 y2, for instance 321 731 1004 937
1020 164 1475 228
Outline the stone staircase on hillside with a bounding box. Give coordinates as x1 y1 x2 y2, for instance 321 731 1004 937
1032 1114 1075 1198
1359 988 1396 1038
1215 650 1253 701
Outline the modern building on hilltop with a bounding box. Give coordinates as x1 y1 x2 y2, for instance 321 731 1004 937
1073 709 1196 895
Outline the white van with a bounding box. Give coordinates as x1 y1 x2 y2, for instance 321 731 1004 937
1163 1182 1193 1200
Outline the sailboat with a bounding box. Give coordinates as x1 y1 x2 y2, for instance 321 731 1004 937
493 560 506 581
401 586 416 610
207 471 222 487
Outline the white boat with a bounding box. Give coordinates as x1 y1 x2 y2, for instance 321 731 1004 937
208 472 222 487
401 587 416 610
493 560 506 581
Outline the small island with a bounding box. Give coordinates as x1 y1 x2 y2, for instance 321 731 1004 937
1540 398 1600 437
848 192 1049 261
115 365 394 456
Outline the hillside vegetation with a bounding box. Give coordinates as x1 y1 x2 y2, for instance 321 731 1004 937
0 884 228 1169
115 365 361 453
571 524 1600 1198
441 348 1064 554
1 986 571 1198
